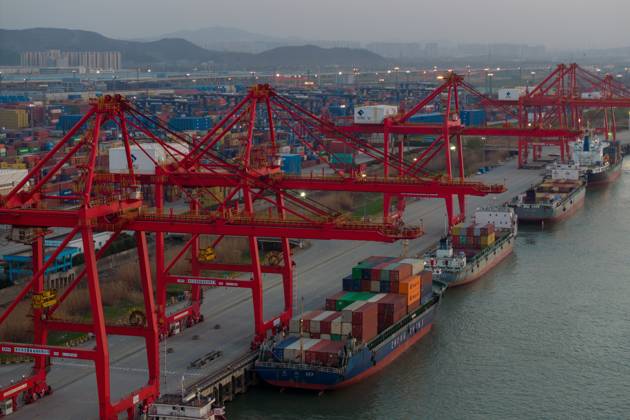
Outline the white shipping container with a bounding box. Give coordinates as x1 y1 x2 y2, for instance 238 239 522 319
400 258 424 275
354 105 398 124
498 88 526 101
0 169 29 193
108 142 188 175
581 91 602 99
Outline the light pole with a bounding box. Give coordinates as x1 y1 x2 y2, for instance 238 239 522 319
28 103 34 133
487 73 494 96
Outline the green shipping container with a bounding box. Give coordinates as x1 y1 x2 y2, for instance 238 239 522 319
331 334 342 341
30 146 40 153
18 147 30 155
331 153 354 164
334 291 375 310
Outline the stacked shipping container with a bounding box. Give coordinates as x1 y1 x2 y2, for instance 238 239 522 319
279 256 434 367
451 223 496 249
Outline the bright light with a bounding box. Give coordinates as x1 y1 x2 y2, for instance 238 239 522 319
405 70 411 74
530 71 536 75
450 145 457 151
527 123 532 127
481 137 487 141
496 67 501 71
147 69 151 73
413 157 418 161
186 73 191 77
276 73 281 77
96 70 100 74
361 173 367 178
484 68 490 71
387 70 392 74
487 73 494 77
394 66 400 71
436 75 444 80
338 71 343 75
299 191 306 198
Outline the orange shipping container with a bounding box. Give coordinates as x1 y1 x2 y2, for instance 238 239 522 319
398 275 420 305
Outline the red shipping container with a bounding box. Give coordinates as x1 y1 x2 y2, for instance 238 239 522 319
328 140 353 153
304 340 327 364
361 280 371 292
315 340 345 367
351 302 378 325
325 292 346 311
302 310 323 333
351 323 372 342
319 312 341 335
388 263 412 281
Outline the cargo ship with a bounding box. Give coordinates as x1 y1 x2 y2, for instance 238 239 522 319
424 207 517 287
509 163 586 223
255 257 441 390
573 135 623 187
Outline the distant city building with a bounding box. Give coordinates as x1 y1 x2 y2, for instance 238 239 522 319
425 42 439 59
19 50 122 70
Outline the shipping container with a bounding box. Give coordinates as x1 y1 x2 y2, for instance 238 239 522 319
280 154 302 175
353 105 398 124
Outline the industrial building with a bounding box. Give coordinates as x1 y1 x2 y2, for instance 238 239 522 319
19 50 122 70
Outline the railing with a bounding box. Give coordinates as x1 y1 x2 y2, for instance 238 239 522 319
276 173 505 193
135 209 423 238
368 295 438 351
255 360 345 375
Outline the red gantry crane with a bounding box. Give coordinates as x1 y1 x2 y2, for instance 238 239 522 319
341 73 579 226
515 63 630 167
0 85 505 419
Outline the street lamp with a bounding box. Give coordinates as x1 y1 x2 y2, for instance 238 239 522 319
28 103 34 132
299 191 306 198
487 73 495 95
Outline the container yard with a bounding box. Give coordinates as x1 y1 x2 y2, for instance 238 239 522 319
0 43 629 420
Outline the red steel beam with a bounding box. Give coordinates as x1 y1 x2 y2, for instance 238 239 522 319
165 275 253 288
0 342 97 361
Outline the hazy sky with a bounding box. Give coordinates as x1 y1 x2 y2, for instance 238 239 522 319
1 0 628 49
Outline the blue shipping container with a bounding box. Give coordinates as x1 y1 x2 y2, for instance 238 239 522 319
281 154 302 175
56 115 83 131
168 116 212 132
408 110 487 126
460 109 486 126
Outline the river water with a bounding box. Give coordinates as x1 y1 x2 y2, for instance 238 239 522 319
230 164 630 420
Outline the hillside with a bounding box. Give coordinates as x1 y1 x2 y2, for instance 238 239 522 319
0 28 388 70
255 45 388 68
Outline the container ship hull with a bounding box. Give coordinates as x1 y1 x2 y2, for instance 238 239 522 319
256 299 437 390
511 186 585 223
586 160 623 187
435 234 515 287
